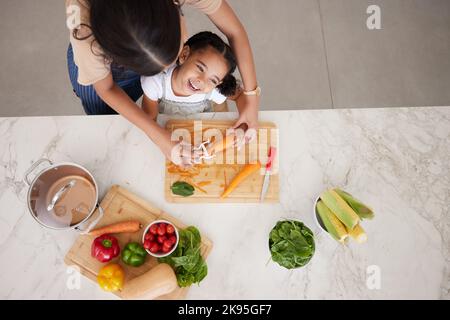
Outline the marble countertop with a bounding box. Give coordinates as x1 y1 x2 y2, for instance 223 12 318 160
0 108 449 300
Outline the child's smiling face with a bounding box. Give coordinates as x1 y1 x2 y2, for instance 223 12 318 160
172 45 229 96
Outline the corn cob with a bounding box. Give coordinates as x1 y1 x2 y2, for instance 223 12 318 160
316 200 348 243
320 190 360 230
334 189 374 220
346 224 368 243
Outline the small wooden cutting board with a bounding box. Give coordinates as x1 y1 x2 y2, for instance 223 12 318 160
165 120 279 203
64 185 213 300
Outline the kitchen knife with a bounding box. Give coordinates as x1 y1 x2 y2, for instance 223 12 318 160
260 146 277 202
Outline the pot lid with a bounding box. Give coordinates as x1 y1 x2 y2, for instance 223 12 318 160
28 165 97 229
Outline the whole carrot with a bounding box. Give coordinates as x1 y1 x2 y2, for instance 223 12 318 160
89 220 142 237
221 162 261 199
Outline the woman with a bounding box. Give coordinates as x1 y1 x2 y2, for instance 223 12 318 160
66 0 259 166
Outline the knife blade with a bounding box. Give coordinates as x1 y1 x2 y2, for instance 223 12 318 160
260 146 277 202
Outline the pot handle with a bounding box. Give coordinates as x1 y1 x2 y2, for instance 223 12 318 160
47 179 77 211
75 205 104 235
24 158 53 186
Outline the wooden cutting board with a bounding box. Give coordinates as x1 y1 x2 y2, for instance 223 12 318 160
64 185 213 300
165 120 279 203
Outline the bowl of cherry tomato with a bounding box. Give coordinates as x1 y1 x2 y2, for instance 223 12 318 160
142 220 179 258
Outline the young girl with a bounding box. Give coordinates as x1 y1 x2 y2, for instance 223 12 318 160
141 32 244 119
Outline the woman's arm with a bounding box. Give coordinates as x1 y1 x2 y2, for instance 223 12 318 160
94 74 192 166
227 87 245 111
207 0 259 133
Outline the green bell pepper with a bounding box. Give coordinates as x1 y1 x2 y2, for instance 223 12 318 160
121 242 147 267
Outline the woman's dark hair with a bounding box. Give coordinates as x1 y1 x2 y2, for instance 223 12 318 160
185 31 238 97
76 0 182 76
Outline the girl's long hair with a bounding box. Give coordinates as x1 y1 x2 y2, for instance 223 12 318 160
74 0 181 76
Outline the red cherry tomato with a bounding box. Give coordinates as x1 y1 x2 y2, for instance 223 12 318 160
157 235 167 244
162 245 171 253
157 224 167 236
166 224 175 234
143 239 151 250
149 242 160 253
163 239 173 249
149 224 159 235
168 235 177 246
144 233 155 241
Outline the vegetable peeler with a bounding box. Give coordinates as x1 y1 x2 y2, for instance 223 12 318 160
192 139 216 164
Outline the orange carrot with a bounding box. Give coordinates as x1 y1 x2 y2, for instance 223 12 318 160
89 220 142 237
221 162 261 199
207 134 235 155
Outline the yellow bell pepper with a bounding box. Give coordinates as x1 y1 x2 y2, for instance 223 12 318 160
97 263 125 292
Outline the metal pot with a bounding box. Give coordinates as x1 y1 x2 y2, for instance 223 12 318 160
24 159 103 233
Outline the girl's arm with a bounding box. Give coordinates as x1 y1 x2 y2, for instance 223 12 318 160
142 94 159 121
208 0 259 134
94 74 192 166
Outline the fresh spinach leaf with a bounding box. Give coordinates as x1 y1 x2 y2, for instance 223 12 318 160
157 226 208 287
171 181 195 197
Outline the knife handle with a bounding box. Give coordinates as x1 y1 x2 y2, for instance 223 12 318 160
266 147 277 171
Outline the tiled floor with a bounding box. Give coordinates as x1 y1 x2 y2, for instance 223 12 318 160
0 0 449 117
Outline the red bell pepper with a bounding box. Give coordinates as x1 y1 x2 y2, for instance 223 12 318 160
91 234 120 263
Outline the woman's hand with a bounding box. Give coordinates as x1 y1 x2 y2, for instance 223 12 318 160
156 134 195 168
231 93 259 149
